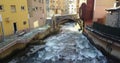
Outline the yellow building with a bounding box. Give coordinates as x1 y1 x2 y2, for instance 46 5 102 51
0 0 29 36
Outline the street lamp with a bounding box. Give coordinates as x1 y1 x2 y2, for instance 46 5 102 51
0 14 4 42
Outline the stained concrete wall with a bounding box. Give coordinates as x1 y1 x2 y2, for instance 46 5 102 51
106 11 118 27
0 27 60 60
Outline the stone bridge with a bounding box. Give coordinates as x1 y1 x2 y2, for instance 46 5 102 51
51 14 83 30
55 14 78 24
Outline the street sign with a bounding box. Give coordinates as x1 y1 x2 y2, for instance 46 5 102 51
0 14 2 22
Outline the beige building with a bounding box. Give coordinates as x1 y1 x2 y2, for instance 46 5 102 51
93 0 115 23
27 0 46 29
49 0 65 16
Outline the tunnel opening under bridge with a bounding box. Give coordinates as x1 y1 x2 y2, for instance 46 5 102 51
57 19 82 31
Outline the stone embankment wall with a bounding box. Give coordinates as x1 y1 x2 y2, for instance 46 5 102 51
0 27 60 60
84 29 120 62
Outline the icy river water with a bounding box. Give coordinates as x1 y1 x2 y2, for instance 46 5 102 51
8 22 107 63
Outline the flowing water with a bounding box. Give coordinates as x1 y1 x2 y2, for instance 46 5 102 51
8 22 107 63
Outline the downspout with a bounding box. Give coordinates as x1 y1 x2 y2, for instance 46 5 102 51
118 10 120 27
117 10 119 27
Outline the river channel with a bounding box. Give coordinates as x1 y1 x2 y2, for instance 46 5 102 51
8 22 107 63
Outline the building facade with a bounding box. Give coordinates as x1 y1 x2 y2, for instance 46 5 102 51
93 0 115 23
46 0 66 17
46 0 50 17
105 1 120 28
68 0 77 14
79 0 115 25
64 0 69 14
79 0 94 25
46 0 78 17
50 0 63 15
0 0 29 36
27 0 46 29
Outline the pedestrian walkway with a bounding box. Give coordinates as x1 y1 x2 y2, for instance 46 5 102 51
0 25 50 52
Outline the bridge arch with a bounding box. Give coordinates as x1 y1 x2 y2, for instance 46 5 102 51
57 18 76 25
54 15 83 30
51 14 83 30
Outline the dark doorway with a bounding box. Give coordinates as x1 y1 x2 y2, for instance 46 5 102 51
13 22 17 33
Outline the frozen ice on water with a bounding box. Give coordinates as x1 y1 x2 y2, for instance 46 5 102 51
44 52 55 60
97 50 103 56
77 42 85 49
43 22 107 63
38 51 45 58
80 49 97 58
46 41 56 47
8 22 107 63
77 55 84 60
8 59 17 63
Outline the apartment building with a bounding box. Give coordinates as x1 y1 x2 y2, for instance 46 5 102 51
0 0 29 36
27 0 46 29
68 0 77 14
46 0 65 17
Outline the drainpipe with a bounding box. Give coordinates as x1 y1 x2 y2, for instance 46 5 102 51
117 10 119 27
117 10 120 27
0 14 4 42
0 22 4 42
28 14 31 31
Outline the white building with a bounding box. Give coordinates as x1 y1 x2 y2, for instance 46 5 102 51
68 0 77 14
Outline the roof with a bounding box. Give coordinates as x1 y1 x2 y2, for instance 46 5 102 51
106 6 120 11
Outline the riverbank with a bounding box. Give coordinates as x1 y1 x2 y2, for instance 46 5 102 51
0 25 60 62
83 27 120 63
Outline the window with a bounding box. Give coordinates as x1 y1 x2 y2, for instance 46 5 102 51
43 9 44 13
39 0 43 3
11 5 16 12
42 0 44 3
0 5 3 11
39 7 42 10
23 21 27 25
33 8 36 11
39 0 41 3
21 6 25 10
35 7 38 10
53 0 55 3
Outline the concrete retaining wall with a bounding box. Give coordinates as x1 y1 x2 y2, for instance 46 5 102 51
84 29 120 62
0 27 60 60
